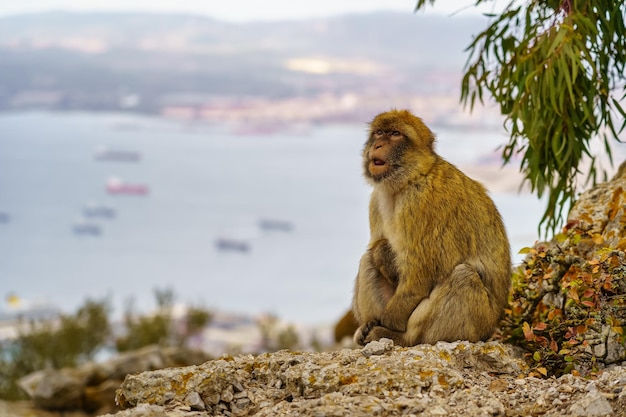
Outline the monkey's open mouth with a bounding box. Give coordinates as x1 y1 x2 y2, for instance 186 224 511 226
372 158 386 166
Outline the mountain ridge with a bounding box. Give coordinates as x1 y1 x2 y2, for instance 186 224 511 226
0 11 488 117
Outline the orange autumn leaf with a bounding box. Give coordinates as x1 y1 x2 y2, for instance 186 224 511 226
550 339 558 352
547 309 563 320
582 289 595 298
523 322 534 340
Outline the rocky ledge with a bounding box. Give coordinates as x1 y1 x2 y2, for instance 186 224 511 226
102 340 626 417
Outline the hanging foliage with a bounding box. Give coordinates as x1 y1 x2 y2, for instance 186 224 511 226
416 0 626 236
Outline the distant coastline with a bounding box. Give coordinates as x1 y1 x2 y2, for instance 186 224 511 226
0 11 498 130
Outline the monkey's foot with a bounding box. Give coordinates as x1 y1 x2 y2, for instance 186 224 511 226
354 319 380 346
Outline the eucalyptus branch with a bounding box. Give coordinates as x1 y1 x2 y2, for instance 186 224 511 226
416 0 626 237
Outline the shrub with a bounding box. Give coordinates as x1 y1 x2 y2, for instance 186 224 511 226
0 288 213 399
116 288 212 351
499 225 626 377
0 298 110 400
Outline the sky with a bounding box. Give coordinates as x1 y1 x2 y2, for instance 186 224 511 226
0 0 504 21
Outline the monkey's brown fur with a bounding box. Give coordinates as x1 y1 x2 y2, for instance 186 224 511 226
333 310 359 343
352 109 511 346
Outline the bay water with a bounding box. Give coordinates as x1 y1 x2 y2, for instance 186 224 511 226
0 111 550 324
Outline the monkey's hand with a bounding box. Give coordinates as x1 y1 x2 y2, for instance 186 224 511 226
380 284 427 332
370 239 398 286
354 319 381 346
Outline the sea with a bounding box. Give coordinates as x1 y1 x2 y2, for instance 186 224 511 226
0 111 601 325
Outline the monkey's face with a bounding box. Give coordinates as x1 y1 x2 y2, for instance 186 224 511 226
363 110 436 185
365 129 409 181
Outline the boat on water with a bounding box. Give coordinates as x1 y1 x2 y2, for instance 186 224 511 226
258 219 293 232
83 202 116 219
73 219 101 236
215 238 250 253
106 177 149 196
95 146 141 162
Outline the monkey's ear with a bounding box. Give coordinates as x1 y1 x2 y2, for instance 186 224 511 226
402 112 435 148
424 129 436 147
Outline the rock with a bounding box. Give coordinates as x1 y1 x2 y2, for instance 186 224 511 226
568 160 626 252
84 380 121 414
19 368 89 410
95 342 626 417
360 337 393 357
113 341 526 412
99 403 205 417
568 391 614 416
17 345 211 414
90 345 211 383
0 399 90 417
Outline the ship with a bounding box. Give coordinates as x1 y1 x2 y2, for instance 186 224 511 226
83 202 116 218
73 219 102 236
258 219 293 232
95 146 141 162
106 177 149 196
215 238 250 253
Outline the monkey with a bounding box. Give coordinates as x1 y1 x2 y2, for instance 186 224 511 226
333 309 359 344
351 109 511 347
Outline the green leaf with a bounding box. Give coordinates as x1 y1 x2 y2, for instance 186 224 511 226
546 27 567 56
428 0 626 237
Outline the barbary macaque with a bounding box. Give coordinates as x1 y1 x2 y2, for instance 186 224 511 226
352 109 511 346
333 309 359 344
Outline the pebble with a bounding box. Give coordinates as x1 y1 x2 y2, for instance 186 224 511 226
360 338 393 358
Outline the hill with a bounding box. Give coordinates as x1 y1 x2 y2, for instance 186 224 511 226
0 12 485 116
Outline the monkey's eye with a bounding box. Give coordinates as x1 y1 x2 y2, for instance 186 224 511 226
375 130 384 136
390 131 401 137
